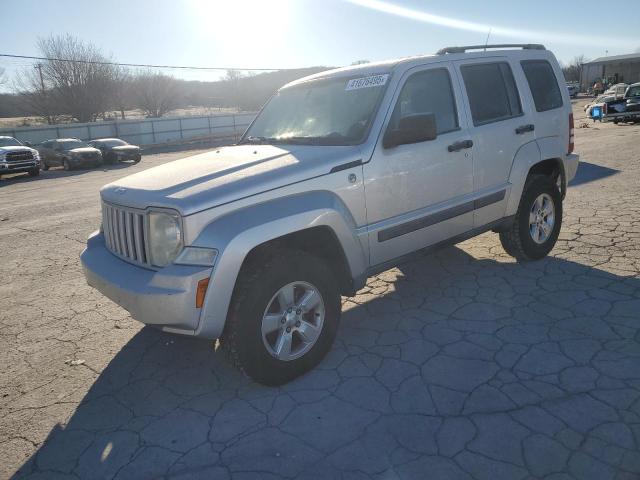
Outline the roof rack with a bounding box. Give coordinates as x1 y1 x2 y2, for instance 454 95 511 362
437 44 546 55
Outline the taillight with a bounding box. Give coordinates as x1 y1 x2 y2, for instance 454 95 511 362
568 113 574 154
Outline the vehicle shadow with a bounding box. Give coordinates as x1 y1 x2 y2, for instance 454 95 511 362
568 160 619 187
11 245 640 479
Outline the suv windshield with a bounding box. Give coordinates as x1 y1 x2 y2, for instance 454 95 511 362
0 137 23 147
58 140 89 150
242 73 390 146
99 139 127 147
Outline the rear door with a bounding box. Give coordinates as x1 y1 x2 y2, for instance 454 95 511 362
453 58 537 227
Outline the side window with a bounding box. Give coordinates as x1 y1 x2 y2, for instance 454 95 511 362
390 68 459 134
461 62 522 125
521 60 563 112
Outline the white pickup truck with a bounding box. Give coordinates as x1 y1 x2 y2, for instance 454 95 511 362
0 136 41 179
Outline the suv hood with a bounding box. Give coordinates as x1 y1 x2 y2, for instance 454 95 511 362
112 145 140 152
69 147 100 155
101 144 363 215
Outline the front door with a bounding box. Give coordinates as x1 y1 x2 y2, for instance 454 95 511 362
364 62 474 266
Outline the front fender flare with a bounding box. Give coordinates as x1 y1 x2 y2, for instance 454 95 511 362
193 191 367 339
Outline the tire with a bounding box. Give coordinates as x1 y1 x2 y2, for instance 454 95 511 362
28 168 40 177
223 249 341 386
63 159 71 171
41 161 49 171
499 175 562 261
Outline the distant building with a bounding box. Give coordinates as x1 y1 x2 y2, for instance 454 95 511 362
580 53 640 91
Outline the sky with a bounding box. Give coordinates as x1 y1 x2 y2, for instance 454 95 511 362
1 0 639 89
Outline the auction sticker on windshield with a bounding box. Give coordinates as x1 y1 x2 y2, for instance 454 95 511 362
346 74 389 91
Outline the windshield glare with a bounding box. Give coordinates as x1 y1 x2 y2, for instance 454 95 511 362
0 137 23 147
627 86 640 98
101 139 127 147
244 74 390 146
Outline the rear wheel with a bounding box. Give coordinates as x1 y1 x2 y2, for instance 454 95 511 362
223 249 341 385
499 175 562 261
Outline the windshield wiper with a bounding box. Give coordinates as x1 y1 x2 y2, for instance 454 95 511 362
280 133 352 146
239 136 280 145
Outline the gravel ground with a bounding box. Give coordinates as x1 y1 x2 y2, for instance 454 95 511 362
1 99 640 479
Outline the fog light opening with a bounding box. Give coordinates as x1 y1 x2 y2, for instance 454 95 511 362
196 278 210 308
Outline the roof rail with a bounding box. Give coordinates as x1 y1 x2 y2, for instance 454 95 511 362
437 44 546 55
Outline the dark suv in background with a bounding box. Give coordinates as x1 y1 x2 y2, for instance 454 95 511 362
89 138 142 164
38 138 103 171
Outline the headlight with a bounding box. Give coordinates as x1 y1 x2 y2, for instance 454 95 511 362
32 151 40 160
148 211 183 267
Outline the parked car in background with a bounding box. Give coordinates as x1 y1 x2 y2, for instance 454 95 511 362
603 83 628 98
0 136 41 178
82 43 579 385
591 82 640 124
38 138 103 171
89 138 142 164
567 84 579 98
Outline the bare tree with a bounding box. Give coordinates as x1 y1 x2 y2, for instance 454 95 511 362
224 69 244 111
0 67 6 85
562 55 586 83
16 34 121 123
132 71 180 118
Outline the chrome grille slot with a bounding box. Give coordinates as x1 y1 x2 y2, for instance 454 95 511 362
102 202 148 265
6 151 34 162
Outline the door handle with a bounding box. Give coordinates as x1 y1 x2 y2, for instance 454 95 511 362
515 124 535 134
447 139 473 152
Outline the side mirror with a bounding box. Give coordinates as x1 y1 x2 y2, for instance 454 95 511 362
383 113 438 149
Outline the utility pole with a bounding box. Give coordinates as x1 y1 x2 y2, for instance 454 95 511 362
35 63 52 124
35 63 45 91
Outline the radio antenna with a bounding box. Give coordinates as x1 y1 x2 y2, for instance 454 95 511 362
484 28 492 50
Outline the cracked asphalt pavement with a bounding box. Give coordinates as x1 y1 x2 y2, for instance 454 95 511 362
2 101 640 479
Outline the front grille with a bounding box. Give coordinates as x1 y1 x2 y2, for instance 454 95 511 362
102 202 149 265
6 150 34 162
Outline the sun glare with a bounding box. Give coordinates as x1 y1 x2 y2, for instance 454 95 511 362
190 0 291 67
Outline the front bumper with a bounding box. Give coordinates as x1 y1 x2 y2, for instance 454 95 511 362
116 152 141 161
80 231 212 335
72 156 102 166
0 160 39 174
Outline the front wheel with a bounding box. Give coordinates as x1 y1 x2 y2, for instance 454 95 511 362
28 168 40 177
223 249 341 385
500 175 562 261
63 159 72 171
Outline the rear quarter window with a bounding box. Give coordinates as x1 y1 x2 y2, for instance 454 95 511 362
521 60 564 112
